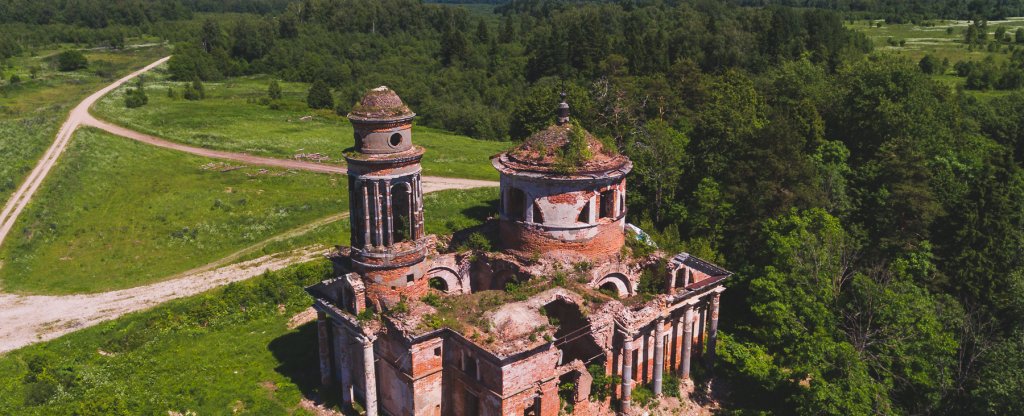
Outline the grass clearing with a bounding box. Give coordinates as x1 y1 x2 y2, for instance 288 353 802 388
848 18 1024 97
0 128 347 295
92 68 510 181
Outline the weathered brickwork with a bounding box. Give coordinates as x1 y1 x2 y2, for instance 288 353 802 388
305 89 730 415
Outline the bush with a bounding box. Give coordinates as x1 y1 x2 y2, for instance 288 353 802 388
631 385 655 408
9 73 20 84
461 232 494 252
306 79 333 109
183 79 205 101
124 86 148 108
268 79 282 100
23 379 58 405
57 50 88 72
589 364 619 401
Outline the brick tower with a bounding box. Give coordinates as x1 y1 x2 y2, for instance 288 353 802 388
345 86 428 309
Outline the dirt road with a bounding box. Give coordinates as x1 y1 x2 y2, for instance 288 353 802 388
0 56 498 354
0 245 327 353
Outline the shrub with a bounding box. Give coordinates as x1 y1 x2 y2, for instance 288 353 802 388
57 50 88 72
588 364 614 401
268 79 282 100
631 385 655 408
124 87 148 108
9 73 20 84
306 79 333 109
663 373 682 398
183 79 205 101
23 379 58 405
461 232 493 252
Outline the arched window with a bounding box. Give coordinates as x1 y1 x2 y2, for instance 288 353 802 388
391 183 412 244
674 269 687 289
532 202 544 224
507 187 526 221
577 201 590 224
429 276 448 292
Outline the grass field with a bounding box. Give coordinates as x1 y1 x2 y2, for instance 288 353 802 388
0 187 498 415
92 68 510 181
0 128 347 295
0 43 171 204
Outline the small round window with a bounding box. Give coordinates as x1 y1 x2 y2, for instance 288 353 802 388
389 133 402 147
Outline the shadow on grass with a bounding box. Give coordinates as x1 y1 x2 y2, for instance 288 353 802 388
461 198 499 222
269 321 357 415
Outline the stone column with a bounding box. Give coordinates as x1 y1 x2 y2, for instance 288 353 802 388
652 319 666 397
384 180 393 246
317 312 332 387
620 336 635 415
361 336 379 416
706 293 721 370
333 324 352 406
362 184 371 248
681 307 694 380
696 305 706 358
373 181 383 247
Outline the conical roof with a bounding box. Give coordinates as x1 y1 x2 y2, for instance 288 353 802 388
347 86 415 122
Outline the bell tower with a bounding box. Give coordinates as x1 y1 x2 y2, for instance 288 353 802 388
345 86 428 308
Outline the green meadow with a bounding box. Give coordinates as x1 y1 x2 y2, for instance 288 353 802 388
0 187 497 414
91 68 511 181
0 43 171 203
848 18 1024 65
0 128 347 295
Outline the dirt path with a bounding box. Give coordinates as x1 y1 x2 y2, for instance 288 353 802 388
80 116 498 193
0 56 499 354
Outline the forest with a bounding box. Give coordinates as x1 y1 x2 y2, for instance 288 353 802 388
3 0 1024 414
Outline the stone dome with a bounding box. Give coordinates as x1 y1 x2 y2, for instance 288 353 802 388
347 86 415 122
495 123 630 176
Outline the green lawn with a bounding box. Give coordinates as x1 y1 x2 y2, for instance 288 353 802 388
0 43 171 204
0 187 497 415
0 128 347 295
91 69 510 181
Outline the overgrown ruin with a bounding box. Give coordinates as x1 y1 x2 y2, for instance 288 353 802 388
306 87 730 415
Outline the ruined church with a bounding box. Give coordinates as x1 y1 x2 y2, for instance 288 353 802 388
306 86 730 415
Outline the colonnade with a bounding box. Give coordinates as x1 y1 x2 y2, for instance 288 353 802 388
349 175 424 249
619 292 721 414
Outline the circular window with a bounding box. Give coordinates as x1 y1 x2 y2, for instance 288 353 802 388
389 133 403 147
